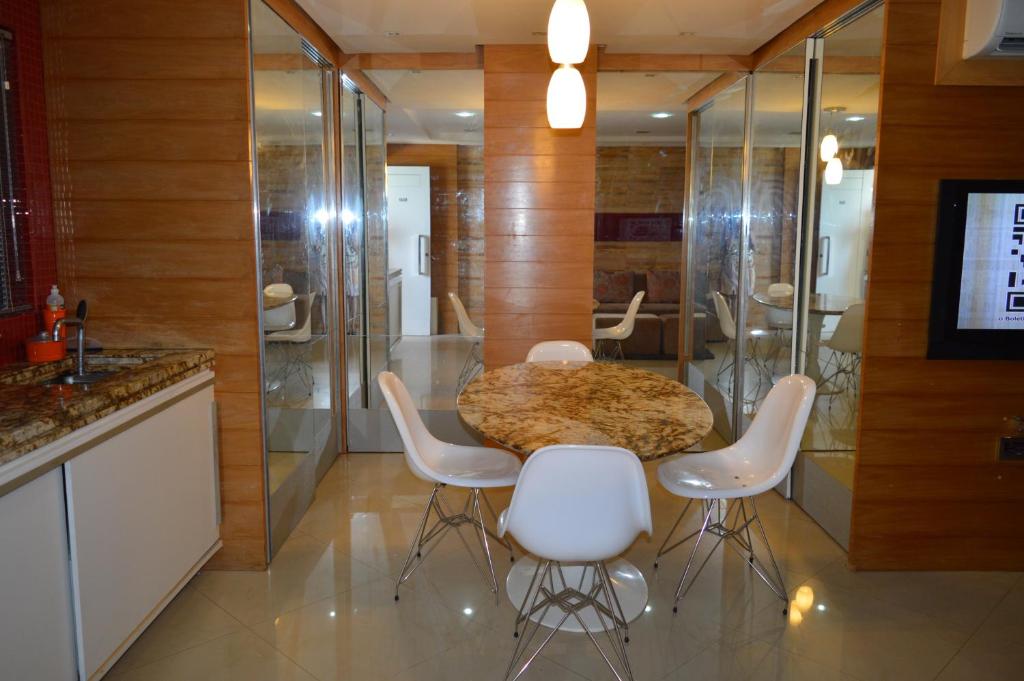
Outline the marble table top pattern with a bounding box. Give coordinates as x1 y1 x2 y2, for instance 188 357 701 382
457 361 713 461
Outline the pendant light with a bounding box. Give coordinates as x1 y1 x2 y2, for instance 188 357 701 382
824 157 844 185
819 133 838 162
547 0 590 64
547 64 587 128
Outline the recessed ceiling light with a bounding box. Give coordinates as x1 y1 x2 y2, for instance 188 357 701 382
651 112 673 119
454 111 476 118
311 111 322 117
845 115 865 122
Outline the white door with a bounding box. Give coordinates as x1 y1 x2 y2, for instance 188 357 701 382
817 168 874 299
386 166 432 336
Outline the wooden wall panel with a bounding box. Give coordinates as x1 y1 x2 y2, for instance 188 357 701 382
483 45 596 366
42 0 268 569
849 0 1024 571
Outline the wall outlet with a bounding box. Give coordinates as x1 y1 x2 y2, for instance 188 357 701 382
998 436 1024 461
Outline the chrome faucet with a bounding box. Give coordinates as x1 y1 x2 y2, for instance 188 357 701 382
52 300 88 377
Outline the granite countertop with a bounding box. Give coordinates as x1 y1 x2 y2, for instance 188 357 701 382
0 348 215 467
457 361 714 461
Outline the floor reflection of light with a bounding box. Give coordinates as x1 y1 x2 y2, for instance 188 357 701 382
463 607 474 616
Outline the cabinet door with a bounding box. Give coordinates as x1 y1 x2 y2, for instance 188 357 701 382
0 468 79 680
65 386 219 681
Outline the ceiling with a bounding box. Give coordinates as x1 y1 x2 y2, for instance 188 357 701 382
295 0 826 55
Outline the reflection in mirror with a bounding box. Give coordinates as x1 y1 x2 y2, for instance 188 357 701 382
251 0 341 555
592 71 717 379
685 78 749 443
798 4 883 539
344 70 484 452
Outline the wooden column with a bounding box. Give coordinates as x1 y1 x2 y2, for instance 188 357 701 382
850 0 1024 570
41 0 268 569
483 45 596 367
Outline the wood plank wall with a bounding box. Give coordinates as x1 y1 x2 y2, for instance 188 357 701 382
849 0 1024 570
40 0 268 569
482 46 596 367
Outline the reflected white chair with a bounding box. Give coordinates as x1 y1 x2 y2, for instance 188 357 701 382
498 445 652 681
653 375 816 612
592 290 645 360
525 340 593 363
448 291 483 390
266 292 315 399
263 283 296 332
711 291 770 394
378 371 521 602
763 282 794 372
821 303 864 397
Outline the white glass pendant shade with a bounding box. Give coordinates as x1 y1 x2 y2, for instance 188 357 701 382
548 0 590 64
547 65 587 129
824 157 844 185
819 133 838 162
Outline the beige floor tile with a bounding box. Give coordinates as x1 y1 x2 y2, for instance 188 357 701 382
935 634 1024 681
748 576 970 681
666 640 858 681
111 630 318 681
250 579 471 681
813 562 1019 634
106 585 243 677
392 626 589 681
193 531 381 625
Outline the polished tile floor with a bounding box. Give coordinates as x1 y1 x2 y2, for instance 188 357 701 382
110 454 1023 681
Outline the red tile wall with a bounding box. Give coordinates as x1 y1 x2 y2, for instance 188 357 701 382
0 0 57 365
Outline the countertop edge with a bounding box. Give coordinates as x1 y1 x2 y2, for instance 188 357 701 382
0 369 216 497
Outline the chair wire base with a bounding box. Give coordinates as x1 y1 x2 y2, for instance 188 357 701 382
394 484 512 603
593 338 625 361
506 560 634 681
653 497 788 611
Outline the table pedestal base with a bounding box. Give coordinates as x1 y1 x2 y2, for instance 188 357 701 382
505 557 648 632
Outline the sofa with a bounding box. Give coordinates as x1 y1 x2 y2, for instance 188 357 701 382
593 270 682 358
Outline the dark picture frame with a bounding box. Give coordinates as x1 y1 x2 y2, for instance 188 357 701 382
928 179 1024 359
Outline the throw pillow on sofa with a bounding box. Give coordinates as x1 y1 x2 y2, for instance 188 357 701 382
646 270 680 304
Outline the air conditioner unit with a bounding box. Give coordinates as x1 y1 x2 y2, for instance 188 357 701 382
963 0 1024 58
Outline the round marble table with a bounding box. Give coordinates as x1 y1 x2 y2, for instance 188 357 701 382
457 361 714 632
752 291 862 386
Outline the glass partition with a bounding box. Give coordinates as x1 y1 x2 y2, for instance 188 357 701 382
685 78 748 444
592 72 717 375
251 0 341 556
740 43 808 427
344 70 485 451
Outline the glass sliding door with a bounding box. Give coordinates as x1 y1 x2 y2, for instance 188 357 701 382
739 43 809 429
250 0 341 556
343 70 486 452
685 78 749 444
791 3 883 548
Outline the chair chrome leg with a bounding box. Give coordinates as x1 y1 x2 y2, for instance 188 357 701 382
750 497 788 602
505 560 635 681
672 499 717 612
395 485 510 601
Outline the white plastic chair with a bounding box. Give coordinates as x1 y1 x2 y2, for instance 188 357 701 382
653 375 816 612
263 283 296 332
592 290 645 360
525 340 593 363
821 302 864 396
378 371 521 601
765 282 794 330
498 445 651 681
448 292 483 390
265 293 315 398
711 291 770 394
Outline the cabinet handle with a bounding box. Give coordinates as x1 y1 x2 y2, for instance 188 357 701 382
210 401 221 526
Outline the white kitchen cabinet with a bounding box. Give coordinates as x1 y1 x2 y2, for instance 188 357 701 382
64 378 221 681
0 467 79 680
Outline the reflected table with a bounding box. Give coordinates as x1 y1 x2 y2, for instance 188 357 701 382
752 292 861 386
457 361 713 631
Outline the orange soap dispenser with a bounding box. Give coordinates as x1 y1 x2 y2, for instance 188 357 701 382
43 284 66 338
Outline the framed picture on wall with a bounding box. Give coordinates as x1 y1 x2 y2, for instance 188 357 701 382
928 179 1024 359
